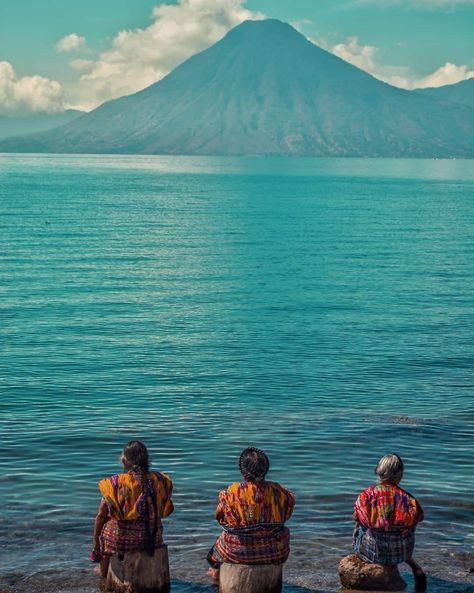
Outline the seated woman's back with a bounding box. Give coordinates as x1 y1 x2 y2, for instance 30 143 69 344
354 482 423 532
91 440 173 578
207 447 295 581
351 453 426 592
99 470 173 523
217 480 294 528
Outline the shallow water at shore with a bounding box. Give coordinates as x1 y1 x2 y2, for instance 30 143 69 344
1 550 473 593
1 155 473 592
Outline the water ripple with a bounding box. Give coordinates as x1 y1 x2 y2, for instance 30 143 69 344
1 155 473 590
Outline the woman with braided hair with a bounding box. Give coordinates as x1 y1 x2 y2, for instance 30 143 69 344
91 440 174 578
207 447 295 583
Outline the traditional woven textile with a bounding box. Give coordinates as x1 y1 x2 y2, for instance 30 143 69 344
354 483 424 531
208 524 290 567
352 483 423 565
353 524 415 565
98 470 173 556
100 517 164 556
99 471 174 520
215 480 295 527
208 480 295 567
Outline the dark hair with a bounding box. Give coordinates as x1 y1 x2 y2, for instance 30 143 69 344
122 440 155 556
239 447 270 482
122 440 150 472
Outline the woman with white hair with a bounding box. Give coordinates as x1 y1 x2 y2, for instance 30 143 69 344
353 453 426 591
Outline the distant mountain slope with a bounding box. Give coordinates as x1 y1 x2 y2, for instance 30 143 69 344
1 20 473 157
0 110 84 141
417 78 474 110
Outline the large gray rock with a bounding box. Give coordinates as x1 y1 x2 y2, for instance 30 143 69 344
339 554 407 591
219 563 283 593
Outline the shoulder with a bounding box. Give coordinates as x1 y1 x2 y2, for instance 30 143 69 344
226 481 245 493
394 484 420 503
266 481 294 497
99 473 123 484
356 484 378 500
98 473 123 494
220 481 245 498
151 471 173 487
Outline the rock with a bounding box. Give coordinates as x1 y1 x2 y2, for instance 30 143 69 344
105 545 170 593
219 563 283 593
339 554 407 591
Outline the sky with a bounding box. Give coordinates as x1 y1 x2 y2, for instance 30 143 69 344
0 0 473 114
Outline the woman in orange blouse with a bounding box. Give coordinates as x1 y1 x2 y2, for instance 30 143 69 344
91 440 174 578
207 447 295 583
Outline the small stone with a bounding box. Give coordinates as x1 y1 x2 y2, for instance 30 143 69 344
339 554 407 591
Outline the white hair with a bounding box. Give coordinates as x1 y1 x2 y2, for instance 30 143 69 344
375 453 404 484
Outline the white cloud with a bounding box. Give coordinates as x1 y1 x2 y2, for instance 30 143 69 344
56 33 86 53
329 36 474 89
332 36 379 73
69 59 94 72
415 62 474 87
0 61 66 114
290 19 312 33
331 36 414 87
70 0 264 111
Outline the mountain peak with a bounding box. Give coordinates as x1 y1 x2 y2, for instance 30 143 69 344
232 18 298 33
1 19 473 157
220 18 312 50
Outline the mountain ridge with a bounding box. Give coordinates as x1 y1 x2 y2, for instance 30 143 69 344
1 19 473 157
417 78 474 110
0 109 84 141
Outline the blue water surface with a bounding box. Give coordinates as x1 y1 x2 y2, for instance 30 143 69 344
0 155 473 592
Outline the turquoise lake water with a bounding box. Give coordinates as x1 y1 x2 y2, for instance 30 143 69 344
0 155 473 593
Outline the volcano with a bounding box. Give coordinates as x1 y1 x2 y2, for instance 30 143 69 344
2 19 473 157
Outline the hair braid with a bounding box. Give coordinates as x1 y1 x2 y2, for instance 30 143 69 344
136 466 154 556
122 441 155 556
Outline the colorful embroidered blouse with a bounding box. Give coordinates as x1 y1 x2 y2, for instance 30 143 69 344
99 471 174 521
215 480 295 528
354 483 423 532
